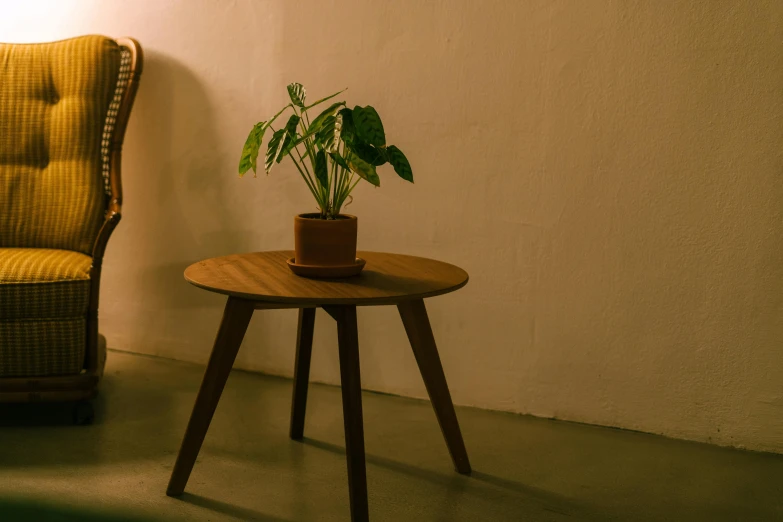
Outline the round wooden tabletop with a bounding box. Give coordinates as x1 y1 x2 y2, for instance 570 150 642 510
184 251 469 305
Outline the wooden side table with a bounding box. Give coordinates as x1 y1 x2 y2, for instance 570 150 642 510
166 251 471 522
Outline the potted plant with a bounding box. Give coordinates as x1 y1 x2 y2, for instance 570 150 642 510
238 83 413 277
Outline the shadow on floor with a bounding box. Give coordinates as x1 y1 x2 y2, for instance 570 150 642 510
173 493 292 522
0 401 89 427
300 437 609 521
0 496 156 521
0 368 181 467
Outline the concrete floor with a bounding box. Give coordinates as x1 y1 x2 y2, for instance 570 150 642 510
0 351 781 521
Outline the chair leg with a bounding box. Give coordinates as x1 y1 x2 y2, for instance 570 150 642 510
397 299 471 474
166 297 255 496
290 307 316 440
325 305 369 522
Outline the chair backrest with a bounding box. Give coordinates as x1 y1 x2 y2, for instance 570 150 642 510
0 35 137 255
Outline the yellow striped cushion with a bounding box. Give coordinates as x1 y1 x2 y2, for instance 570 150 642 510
0 248 91 318
0 35 120 254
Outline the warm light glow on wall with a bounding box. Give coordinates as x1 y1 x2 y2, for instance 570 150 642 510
0 0 92 43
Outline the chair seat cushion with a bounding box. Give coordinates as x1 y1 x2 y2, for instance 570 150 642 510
0 248 92 319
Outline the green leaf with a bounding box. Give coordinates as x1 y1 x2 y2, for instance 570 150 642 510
265 129 285 173
277 114 301 162
351 141 387 166
291 126 320 149
315 114 342 152
314 149 328 189
347 151 380 187
387 145 413 182
353 105 386 147
287 83 306 108
303 88 346 111
329 151 350 171
238 121 266 175
283 114 301 136
307 101 345 135
338 108 355 144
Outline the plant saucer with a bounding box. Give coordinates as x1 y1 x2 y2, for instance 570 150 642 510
286 257 366 278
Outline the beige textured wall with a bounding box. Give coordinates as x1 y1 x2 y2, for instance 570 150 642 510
2 0 781 453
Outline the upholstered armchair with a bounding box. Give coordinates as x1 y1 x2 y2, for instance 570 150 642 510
0 35 142 422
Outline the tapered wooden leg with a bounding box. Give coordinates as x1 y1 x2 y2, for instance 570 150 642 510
166 297 255 496
398 299 471 474
290 307 316 440
325 305 369 522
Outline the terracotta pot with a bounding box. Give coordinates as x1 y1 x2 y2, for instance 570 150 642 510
294 213 357 266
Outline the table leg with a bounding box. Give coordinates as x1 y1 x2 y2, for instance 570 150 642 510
290 307 316 440
166 296 255 496
397 299 471 475
324 305 369 522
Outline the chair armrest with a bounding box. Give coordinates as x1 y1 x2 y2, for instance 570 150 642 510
86 200 120 373
91 201 122 263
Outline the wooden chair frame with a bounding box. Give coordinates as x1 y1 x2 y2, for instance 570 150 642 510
0 37 143 405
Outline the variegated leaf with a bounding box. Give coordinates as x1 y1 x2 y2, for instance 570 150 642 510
316 115 340 152
238 121 266 176
307 101 344 136
265 129 285 173
287 83 306 107
277 114 301 163
330 113 343 152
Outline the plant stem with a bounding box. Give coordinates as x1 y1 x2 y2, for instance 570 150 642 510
334 158 342 214
297 110 317 171
270 122 316 200
335 170 357 213
335 142 347 211
292 145 321 203
337 184 359 214
329 154 338 217
287 151 321 205
295 108 326 214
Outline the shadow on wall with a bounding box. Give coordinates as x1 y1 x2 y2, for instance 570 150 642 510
102 50 257 353
127 49 253 301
